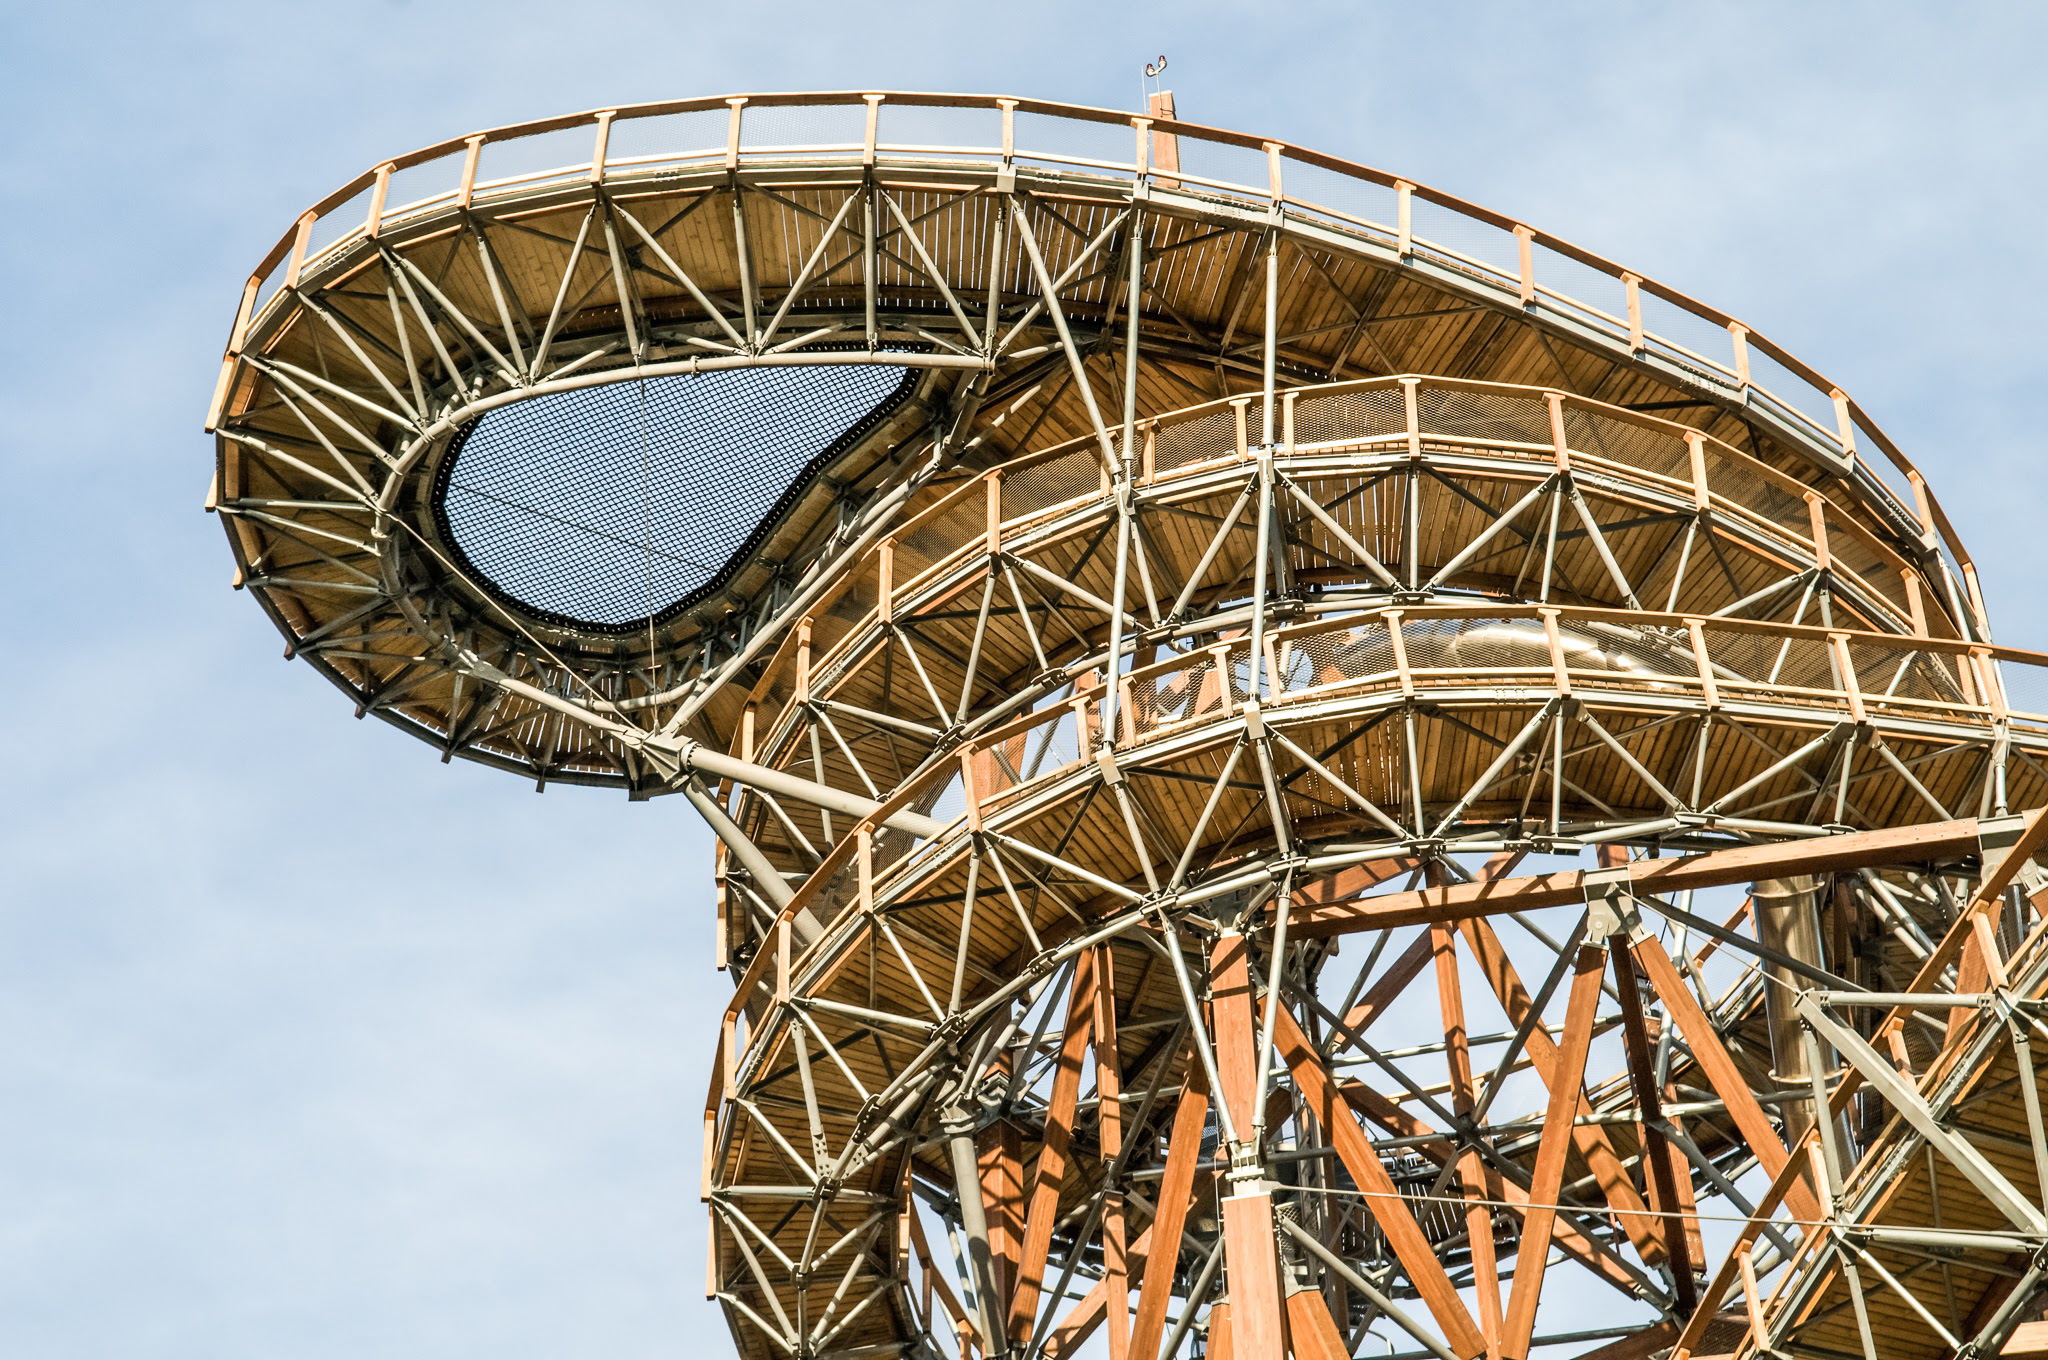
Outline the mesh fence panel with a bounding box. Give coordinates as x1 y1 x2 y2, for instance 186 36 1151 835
1153 408 1238 471
740 102 866 150
1291 387 1405 447
1530 242 1626 326
1823 508 1909 617
1749 633 1838 691
1003 449 1102 519
477 126 598 189
2000 660 2048 724
1746 478 1821 553
380 149 465 220
1850 640 1969 707
1176 137 1273 198
896 499 985 584
306 184 373 258
1014 111 1133 169
1299 624 1398 688
1011 705 1082 781
1131 653 1225 736
1444 619 1555 671
1637 290 1743 382
1397 616 1469 671
1280 156 1399 238
876 102 1002 155
1408 198 1517 287
604 109 729 163
1744 345 1839 442
1701 627 1782 686
1422 387 1550 446
1564 409 1691 485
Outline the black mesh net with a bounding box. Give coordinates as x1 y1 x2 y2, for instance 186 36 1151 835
435 363 915 631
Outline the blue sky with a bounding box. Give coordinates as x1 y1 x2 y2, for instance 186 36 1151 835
3 2 2045 1356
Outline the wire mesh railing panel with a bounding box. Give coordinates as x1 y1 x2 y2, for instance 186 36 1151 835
1637 290 1742 384
1529 241 1628 328
1291 386 1405 448
1821 508 1910 620
1293 624 1400 693
824 556 881 629
377 147 467 223
1392 615 1474 673
740 101 866 151
1408 198 1519 290
1129 655 1218 738
305 183 373 258
1013 111 1135 172
1700 625 1837 694
603 108 729 165
1744 478 1823 556
925 765 968 826
1743 344 1840 444
1421 386 1551 447
1849 639 1970 707
1697 626 1782 687
1439 618 1563 673
2001 659 2048 726
894 499 984 586
476 125 598 192
1003 448 1102 520
1152 408 1239 472
1280 155 1399 240
1173 136 1274 199
1564 408 1692 486
875 101 1002 156
1017 705 1084 781
1852 415 1922 512
1773 632 1844 693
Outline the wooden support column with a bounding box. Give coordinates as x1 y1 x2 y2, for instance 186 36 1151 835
1208 931 1287 1359
1274 1004 1487 1358
1092 944 1129 1360
1220 1192 1288 1360
1209 931 1261 1138
1609 936 1700 1313
1128 1062 1211 1360
1501 942 1607 1360
1208 1303 1234 1360
976 1112 1023 1310
1007 951 1096 1345
1629 930 1823 1225
1458 916 1661 1261
1432 918 1506 1355
1285 1287 1356 1360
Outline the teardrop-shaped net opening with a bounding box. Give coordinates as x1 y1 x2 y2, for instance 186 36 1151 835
434 363 915 631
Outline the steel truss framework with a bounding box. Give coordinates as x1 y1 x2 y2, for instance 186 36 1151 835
207 93 2048 1360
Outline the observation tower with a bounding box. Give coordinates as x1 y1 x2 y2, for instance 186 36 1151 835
207 91 2048 1359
